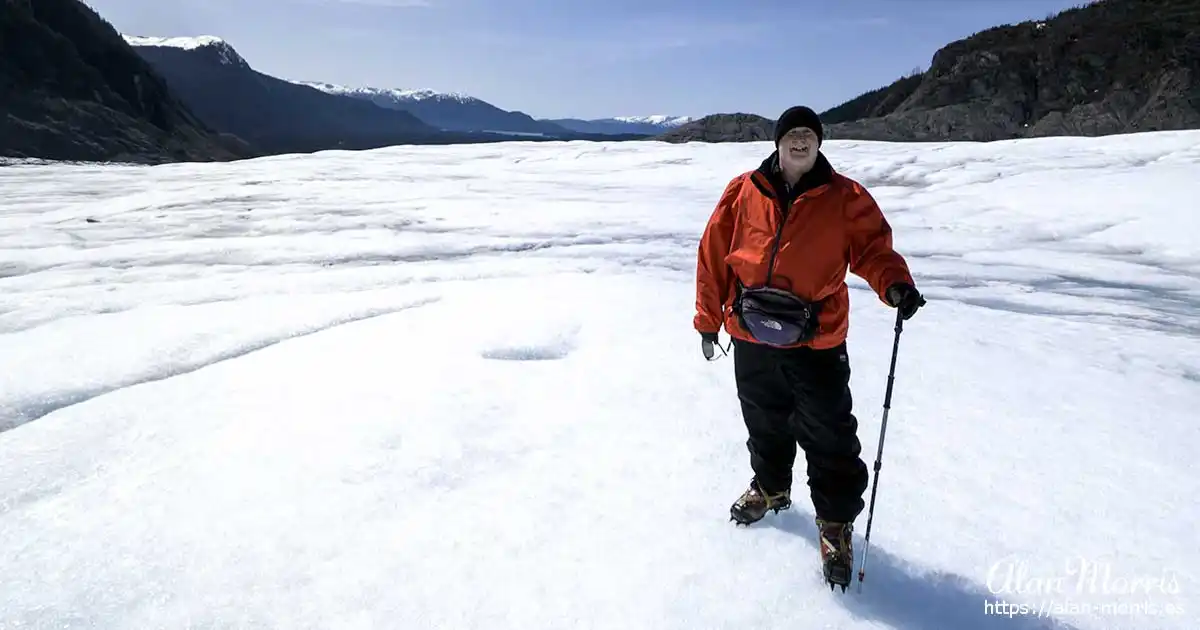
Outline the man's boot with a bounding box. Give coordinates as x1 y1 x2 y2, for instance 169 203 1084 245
816 518 854 591
729 478 791 525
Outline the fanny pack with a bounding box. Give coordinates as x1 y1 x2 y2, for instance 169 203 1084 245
733 283 823 347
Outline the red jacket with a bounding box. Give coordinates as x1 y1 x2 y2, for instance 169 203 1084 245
694 152 913 349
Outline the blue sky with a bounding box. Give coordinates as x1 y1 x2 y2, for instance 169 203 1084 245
84 0 1089 120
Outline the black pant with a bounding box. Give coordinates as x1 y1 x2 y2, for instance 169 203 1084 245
733 338 869 524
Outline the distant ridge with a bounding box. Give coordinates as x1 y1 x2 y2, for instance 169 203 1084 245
295 80 575 137
545 115 694 136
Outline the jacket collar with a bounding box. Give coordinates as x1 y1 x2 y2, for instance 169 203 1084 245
751 150 835 203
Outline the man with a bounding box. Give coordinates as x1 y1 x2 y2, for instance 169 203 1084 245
693 105 924 589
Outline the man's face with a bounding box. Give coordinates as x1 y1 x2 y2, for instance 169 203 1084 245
777 127 819 172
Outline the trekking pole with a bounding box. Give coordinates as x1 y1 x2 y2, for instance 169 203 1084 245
856 308 905 592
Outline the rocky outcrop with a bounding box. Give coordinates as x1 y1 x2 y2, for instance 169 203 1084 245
823 0 1200 142
653 114 774 143
657 0 1200 144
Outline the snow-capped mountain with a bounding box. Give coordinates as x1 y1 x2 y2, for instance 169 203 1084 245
613 115 696 126
295 81 694 137
122 35 249 69
296 82 478 106
542 116 696 136
295 80 574 137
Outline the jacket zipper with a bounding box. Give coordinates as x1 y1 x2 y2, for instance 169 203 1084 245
763 188 791 287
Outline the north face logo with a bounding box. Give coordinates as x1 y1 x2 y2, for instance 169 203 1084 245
757 318 783 331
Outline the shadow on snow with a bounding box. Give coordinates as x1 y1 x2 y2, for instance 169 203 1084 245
762 510 1081 630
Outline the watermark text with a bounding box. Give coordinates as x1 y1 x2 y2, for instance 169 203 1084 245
981 555 1186 620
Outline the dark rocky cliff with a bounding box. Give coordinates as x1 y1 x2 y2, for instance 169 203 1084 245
0 0 244 163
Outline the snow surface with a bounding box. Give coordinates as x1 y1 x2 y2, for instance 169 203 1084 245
2 132 1199 629
122 35 227 50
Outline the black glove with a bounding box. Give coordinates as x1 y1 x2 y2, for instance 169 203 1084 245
885 283 925 320
700 331 725 360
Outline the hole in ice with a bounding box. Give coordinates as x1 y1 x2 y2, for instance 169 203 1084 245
480 342 572 361
479 325 579 362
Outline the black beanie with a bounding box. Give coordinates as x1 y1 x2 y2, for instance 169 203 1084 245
774 106 824 146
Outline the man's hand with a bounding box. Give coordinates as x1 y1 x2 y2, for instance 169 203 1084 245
701 331 725 360
885 283 925 320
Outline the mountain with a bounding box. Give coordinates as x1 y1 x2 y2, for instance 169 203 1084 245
0 0 244 163
545 116 695 136
821 0 1200 142
121 35 486 156
295 81 575 137
653 114 774 143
